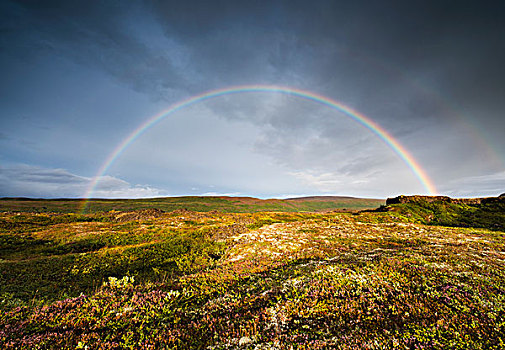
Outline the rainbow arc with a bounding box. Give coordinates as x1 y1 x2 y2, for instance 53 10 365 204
80 85 437 212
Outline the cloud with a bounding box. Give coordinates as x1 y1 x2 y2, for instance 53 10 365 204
91 175 166 199
1 1 192 100
0 165 167 198
288 171 344 193
1 0 504 199
442 171 505 198
200 192 242 197
201 93 397 177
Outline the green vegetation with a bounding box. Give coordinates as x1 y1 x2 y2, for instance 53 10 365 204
0 211 316 305
0 198 504 349
387 197 505 231
0 196 384 214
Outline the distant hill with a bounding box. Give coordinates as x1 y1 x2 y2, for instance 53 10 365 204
286 195 363 201
0 195 385 214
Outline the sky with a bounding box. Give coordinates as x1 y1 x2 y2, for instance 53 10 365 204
1 0 504 199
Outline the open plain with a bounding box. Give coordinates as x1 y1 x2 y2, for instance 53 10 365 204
0 196 504 349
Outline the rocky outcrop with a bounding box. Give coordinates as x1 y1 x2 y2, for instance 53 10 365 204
481 195 505 205
384 194 505 231
386 195 486 206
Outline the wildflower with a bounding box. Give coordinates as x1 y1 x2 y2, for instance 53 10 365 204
76 341 89 350
103 276 135 288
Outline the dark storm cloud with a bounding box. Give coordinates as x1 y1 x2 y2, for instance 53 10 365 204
1 0 504 197
146 0 505 173
5 0 505 110
148 1 505 87
1 0 189 100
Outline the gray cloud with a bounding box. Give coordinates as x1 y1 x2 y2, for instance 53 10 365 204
1 0 504 198
203 93 407 179
0 165 166 198
443 171 505 198
1 1 192 100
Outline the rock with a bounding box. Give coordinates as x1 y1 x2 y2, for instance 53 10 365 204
238 336 252 346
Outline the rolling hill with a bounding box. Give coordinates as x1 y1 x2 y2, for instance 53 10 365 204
0 195 385 214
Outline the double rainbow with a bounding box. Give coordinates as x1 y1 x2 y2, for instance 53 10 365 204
80 85 437 212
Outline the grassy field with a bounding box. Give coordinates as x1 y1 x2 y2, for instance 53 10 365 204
0 197 504 349
0 196 384 214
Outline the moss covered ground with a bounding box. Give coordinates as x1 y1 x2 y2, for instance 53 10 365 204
0 202 504 349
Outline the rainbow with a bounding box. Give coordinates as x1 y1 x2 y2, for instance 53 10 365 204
80 85 437 212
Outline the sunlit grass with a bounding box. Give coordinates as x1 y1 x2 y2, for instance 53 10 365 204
0 206 504 349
